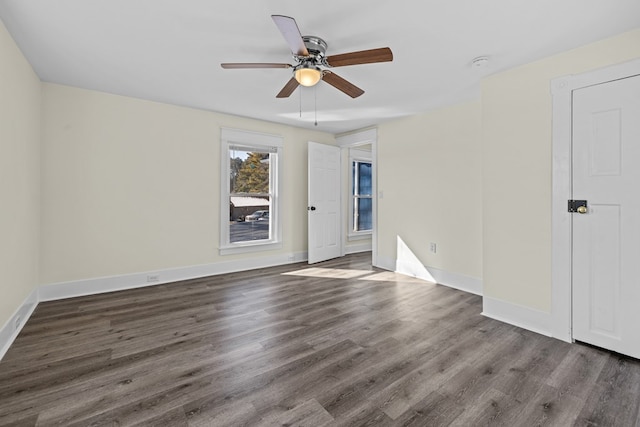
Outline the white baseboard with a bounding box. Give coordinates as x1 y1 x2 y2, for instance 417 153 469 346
39 251 309 302
0 253 563 362
374 255 396 272
345 242 372 255
482 296 552 337
373 256 483 295
0 251 308 361
0 288 39 361
395 259 483 296
422 266 482 296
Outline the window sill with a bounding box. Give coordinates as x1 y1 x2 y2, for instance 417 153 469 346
219 241 283 256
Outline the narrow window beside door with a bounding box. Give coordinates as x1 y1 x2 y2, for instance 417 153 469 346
351 160 372 234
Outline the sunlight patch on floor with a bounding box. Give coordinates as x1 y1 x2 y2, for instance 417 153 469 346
283 267 372 279
359 271 435 285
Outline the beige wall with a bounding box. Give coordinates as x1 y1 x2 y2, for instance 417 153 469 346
41 84 334 284
0 22 42 327
377 101 483 280
482 28 640 312
3 15 639 339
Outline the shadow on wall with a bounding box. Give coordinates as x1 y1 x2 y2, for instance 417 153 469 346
395 236 436 283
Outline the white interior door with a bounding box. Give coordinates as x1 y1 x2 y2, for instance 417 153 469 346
572 74 640 359
308 141 342 264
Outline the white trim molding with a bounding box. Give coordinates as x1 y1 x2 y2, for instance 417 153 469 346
482 297 552 337
374 255 396 272
0 251 308 361
395 258 483 296
0 288 38 361
551 58 640 343
336 128 377 148
345 242 372 255
424 267 482 296
374 253 482 296
39 251 309 302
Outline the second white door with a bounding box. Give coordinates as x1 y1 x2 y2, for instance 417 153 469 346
308 141 342 264
572 73 640 359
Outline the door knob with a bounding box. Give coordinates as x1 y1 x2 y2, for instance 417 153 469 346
308 206 316 211
577 206 588 214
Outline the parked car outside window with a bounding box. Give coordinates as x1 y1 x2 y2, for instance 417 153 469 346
245 210 269 221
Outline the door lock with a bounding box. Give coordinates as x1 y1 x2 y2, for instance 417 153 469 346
568 200 588 213
307 206 316 211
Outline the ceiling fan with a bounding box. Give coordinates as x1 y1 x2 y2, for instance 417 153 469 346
221 15 393 99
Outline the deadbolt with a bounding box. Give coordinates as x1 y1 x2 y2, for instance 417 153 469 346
568 200 588 213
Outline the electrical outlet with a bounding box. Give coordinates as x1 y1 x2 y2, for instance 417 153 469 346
14 315 22 331
147 274 160 283
429 242 437 253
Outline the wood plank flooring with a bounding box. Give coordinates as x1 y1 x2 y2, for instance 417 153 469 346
1 252 639 426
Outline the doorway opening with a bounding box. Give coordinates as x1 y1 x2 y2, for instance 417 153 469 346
337 129 378 268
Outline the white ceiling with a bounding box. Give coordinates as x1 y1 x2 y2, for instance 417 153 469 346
1 1 639 134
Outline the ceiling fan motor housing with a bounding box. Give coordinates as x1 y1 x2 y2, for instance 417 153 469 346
300 36 327 63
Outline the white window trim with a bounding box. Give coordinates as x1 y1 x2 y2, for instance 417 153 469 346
348 148 373 239
220 128 283 255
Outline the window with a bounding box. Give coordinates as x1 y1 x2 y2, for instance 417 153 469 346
220 129 282 254
351 157 372 235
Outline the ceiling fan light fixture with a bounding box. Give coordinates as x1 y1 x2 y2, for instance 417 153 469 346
294 64 322 87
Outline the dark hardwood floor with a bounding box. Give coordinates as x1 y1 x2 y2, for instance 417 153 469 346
1 252 639 426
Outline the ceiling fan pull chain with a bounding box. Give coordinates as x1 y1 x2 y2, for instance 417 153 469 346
299 86 302 118
314 85 318 126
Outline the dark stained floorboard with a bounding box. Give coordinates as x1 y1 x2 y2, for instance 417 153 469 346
0 252 639 426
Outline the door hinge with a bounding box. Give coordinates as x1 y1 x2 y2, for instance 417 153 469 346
568 200 587 213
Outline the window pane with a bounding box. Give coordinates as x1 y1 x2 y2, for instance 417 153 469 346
357 162 372 196
229 197 271 243
230 149 270 194
229 148 272 243
356 197 372 231
352 160 372 233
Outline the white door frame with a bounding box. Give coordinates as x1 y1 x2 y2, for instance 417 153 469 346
551 58 640 343
336 129 378 266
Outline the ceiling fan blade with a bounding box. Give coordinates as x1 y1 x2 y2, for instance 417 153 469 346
271 15 309 56
326 47 393 67
322 72 364 98
221 63 292 69
276 77 300 98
